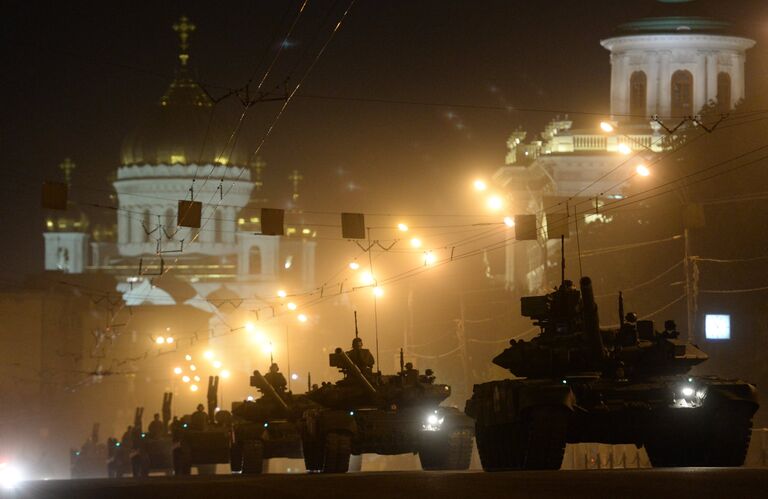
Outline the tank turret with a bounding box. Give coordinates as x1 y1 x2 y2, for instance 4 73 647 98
492 276 707 379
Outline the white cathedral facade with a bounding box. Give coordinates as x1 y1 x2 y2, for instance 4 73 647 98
494 11 754 293
42 17 316 314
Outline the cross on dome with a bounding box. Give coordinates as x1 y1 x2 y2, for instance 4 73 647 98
172 16 196 67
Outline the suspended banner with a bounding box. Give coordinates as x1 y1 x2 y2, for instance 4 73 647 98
177 200 202 228
260 208 285 236
341 212 366 239
514 214 538 241
42 181 68 210
546 211 569 239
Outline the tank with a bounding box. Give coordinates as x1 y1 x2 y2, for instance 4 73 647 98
172 376 232 475
70 423 108 478
129 393 175 476
465 276 759 470
300 318 474 473
229 368 318 474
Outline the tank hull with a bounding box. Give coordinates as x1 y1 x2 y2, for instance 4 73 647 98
466 375 758 470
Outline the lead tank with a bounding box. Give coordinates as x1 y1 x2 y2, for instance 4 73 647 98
465 276 759 470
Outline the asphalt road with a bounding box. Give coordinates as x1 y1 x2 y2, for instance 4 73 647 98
5 469 768 499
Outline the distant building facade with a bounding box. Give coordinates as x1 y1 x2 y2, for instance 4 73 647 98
494 10 754 293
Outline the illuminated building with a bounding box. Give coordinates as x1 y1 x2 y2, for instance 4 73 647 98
41 16 316 324
493 3 754 293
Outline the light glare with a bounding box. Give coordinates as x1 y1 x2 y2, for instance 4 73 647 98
618 143 631 155
635 164 650 177
397 223 409 232
297 313 308 323
600 121 614 133
277 290 287 298
503 216 515 227
486 195 503 211
410 238 422 248
473 179 487 191
349 261 360 270
373 286 384 297
173 367 182 375
287 302 297 311
190 384 199 392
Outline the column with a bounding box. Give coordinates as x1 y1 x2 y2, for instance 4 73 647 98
131 205 144 244
609 53 619 118
615 54 630 117
646 52 659 117
732 53 745 105
118 208 129 244
706 52 718 105
658 51 671 117
694 52 707 112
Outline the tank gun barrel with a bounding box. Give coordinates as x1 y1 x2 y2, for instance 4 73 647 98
332 349 378 396
580 276 606 361
250 370 291 414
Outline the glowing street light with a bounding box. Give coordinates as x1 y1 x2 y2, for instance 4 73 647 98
185 355 192 361
397 223 409 232
600 121 615 133
636 164 651 177
182 375 190 383
173 367 182 375
503 216 515 227
373 286 384 297
297 314 308 323
349 261 360 270
486 195 503 211
410 238 422 248
424 251 437 266
220 370 231 379
291 373 299 381
193 375 200 382
155 336 165 345
277 289 287 298
245 322 255 333
617 143 632 155
287 302 297 311
203 351 214 360
213 360 222 369
190 384 199 392
360 271 375 286
189 364 197 372
473 179 487 191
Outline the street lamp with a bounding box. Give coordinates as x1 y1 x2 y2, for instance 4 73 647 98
600 121 615 133
473 179 488 191
486 195 503 211
636 164 651 177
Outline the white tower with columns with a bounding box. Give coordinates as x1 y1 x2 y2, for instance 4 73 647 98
601 17 754 121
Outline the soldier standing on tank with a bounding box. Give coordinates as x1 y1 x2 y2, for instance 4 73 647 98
148 413 164 439
263 363 288 393
190 404 207 430
346 337 375 376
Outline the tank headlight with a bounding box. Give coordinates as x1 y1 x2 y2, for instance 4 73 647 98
422 411 445 431
672 383 706 408
681 386 695 398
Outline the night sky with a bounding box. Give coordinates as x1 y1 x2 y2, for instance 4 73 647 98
2 0 767 283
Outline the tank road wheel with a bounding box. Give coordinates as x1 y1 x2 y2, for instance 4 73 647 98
173 446 192 476
646 402 755 467
476 406 568 471
230 442 243 473
322 432 351 473
419 429 474 470
302 438 323 472
131 452 150 477
241 440 264 474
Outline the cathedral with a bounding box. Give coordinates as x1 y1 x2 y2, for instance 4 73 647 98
42 17 316 321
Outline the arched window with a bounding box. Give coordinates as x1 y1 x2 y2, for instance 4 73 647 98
142 210 151 243
717 72 731 112
249 246 262 274
629 71 647 120
671 70 693 118
214 209 223 243
165 208 175 239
